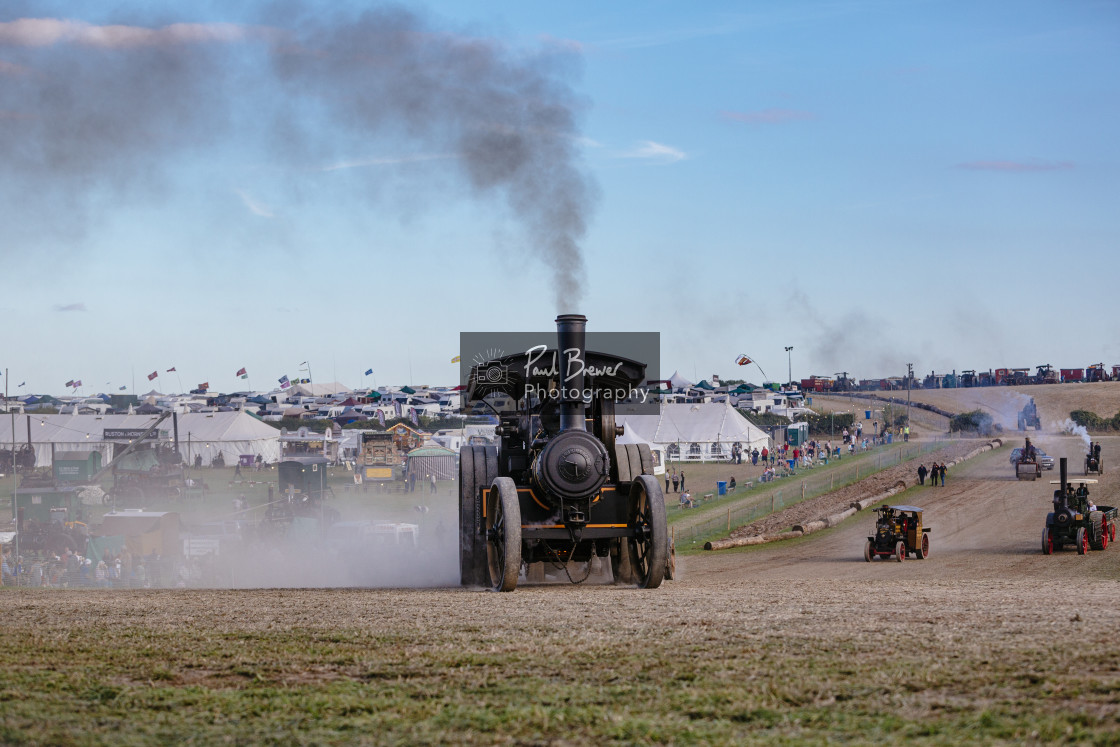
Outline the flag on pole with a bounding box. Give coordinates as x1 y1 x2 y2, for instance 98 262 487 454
198 382 209 390
18 382 25 387
377 410 385 427
74 380 82 387
394 400 402 417
118 385 126 390
65 380 75 387
166 367 176 373
240 374 248 380
450 355 461 364
410 407 419 426
364 368 373 376
279 375 290 389
147 371 158 381
236 367 246 377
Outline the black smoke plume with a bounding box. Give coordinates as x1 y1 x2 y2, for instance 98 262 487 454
0 5 593 309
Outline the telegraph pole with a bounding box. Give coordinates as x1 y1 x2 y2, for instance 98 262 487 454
906 363 913 428
785 346 794 387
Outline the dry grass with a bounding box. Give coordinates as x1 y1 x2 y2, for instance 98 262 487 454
2 580 1119 745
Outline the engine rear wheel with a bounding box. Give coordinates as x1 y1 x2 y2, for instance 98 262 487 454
459 445 497 586
1041 527 1053 555
914 533 929 560
895 540 906 562
627 475 667 588
1090 512 1104 551
485 477 521 592
864 540 874 562
1076 527 1088 555
611 538 635 584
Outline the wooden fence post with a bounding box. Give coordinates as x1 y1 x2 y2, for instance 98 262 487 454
727 507 731 532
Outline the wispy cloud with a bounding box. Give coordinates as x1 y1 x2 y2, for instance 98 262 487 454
320 153 454 172
956 160 1074 172
235 188 274 218
54 302 86 312
722 108 815 125
617 140 686 164
0 19 255 49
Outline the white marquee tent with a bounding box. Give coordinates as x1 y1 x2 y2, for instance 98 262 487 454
0 411 282 470
618 402 771 463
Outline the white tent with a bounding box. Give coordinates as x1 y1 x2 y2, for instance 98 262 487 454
667 370 694 390
619 402 770 463
0 411 282 470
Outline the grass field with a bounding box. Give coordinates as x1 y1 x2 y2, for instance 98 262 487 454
2 579 1117 745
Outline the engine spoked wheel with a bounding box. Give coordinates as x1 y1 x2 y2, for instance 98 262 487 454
1041 527 1053 555
914 533 929 560
627 475 668 589
894 540 906 562
485 477 521 592
1076 527 1088 556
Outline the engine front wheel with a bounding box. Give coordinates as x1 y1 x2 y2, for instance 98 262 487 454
895 540 906 562
1041 527 1053 555
628 475 668 589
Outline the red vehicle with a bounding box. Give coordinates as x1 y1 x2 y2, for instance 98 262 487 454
1086 364 1109 382
994 368 1011 385
1061 368 1084 383
799 376 833 392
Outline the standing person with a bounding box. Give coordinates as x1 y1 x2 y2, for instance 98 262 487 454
917 464 927 485
761 446 768 464
671 470 679 493
904 425 910 442
664 470 670 493
430 474 437 494
752 448 759 465
679 471 686 492
939 463 946 487
929 462 938 486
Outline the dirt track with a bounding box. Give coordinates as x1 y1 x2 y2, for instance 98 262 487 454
687 433 1120 584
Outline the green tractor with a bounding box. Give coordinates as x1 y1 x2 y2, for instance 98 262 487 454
1042 458 1116 555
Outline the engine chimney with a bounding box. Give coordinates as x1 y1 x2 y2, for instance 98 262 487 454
556 314 587 432
1059 457 1067 495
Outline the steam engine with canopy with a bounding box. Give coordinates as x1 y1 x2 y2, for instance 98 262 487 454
458 314 669 591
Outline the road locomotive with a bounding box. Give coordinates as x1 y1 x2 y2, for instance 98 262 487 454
458 314 669 591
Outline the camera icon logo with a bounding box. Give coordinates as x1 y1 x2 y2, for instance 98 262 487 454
481 360 508 385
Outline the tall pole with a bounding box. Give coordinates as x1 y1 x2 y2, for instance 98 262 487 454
906 363 913 429
7 368 17 581
785 346 793 387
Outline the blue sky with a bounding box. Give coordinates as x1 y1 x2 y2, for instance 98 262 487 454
1 1 1117 394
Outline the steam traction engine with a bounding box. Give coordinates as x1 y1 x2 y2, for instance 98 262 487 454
1042 457 1115 555
459 314 669 591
